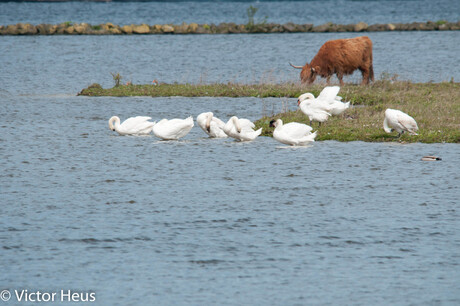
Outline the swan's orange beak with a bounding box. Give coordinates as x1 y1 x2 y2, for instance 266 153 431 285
297 100 300 106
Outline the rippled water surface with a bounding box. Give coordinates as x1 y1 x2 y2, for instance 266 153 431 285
1 31 459 93
1 0 459 26
2 94 459 305
1 1 460 305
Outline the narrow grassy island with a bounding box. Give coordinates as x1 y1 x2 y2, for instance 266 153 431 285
79 81 460 143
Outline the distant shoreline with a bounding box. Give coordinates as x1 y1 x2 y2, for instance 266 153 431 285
1 20 459 35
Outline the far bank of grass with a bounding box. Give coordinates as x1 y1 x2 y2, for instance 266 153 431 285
78 81 460 143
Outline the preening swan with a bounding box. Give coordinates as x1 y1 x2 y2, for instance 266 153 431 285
383 109 419 137
108 116 155 136
298 94 331 127
152 116 194 140
300 86 341 105
223 116 262 141
269 119 317 146
297 86 350 126
196 112 228 138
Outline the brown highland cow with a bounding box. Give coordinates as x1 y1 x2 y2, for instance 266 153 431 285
290 36 374 85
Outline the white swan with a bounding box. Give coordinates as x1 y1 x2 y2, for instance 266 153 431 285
223 116 262 141
152 116 194 140
269 119 317 146
329 96 351 116
383 109 419 137
298 86 340 105
297 86 350 125
196 112 228 138
298 94 331 127
108 116 155 136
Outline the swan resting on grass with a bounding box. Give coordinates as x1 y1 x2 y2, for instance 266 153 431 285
196 112 228 138
383 108 419 137
269 119 317 146
223 116 262 141
108 116 155 136
152 116 194 140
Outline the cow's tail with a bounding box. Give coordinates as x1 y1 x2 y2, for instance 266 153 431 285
369 43 374 82
369 64 374 82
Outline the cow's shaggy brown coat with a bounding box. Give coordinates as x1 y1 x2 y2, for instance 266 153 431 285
291 36 374 85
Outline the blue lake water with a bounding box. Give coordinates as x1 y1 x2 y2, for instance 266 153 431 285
1 31 459 92
1 1 459 305
1 0 459 26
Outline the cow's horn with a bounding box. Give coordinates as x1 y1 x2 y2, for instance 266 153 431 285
289 62 303 69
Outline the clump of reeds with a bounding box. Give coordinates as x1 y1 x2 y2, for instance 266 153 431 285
110 72 123 87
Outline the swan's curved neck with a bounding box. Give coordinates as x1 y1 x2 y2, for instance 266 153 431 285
383 118 392 133
205 113 213 130
299 93 315 103
232 117 241 133
109 116 121 131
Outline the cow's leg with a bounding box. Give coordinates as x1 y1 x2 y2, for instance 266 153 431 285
326 76 331 85
360 68 370 85
336 73 344 86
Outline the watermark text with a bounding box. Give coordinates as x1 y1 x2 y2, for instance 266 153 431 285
1 289 96 303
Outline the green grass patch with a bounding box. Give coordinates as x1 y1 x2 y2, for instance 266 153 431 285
254 81 460 143
78 82 314 98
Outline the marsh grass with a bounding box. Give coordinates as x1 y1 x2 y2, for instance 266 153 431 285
78 80 459 143
255 81 460 143
245 5 268 31
110 72 123 87
78 81 314 98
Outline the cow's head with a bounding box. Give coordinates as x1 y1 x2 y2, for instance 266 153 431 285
290 62 318 84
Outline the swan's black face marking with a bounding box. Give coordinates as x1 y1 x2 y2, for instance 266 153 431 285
206 126 211 133
269 120 276 128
